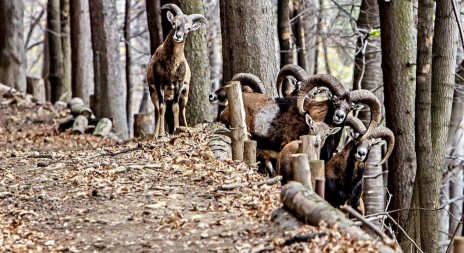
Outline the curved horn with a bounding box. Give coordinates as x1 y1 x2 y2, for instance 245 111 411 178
189 14 209 25
161 4 183 16
344 116 366 135
276 64 309 97
367 126 395 166
232 73 265 93
350 89 381 138
296 74 347 115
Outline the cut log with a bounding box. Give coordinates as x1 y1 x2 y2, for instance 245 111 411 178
309 160 324 190
133 113 154 137
291 153 312 190
71 115 88 134
26 76 46 102
225 81 248 136
280 181 400 253
69 97 84 108
93 118 112 136
70 103 92 117
231 126 245 161
244 140 257 165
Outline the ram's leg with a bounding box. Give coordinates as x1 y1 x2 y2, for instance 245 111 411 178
172 102 180 131
179 95 188 127
149 84 160 138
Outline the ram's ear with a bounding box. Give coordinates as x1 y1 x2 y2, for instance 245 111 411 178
305 114 313 127
371 138 386 148
191 22 202 31
328 127 341 136
346 127 356 140
167 11 175 24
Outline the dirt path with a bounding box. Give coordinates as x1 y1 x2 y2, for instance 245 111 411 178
0 90 381 253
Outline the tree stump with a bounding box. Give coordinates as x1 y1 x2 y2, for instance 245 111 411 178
134 113 154 137
93 118 112 136
26 76 46 102
244 140 257 165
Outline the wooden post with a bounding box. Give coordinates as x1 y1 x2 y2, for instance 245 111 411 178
71 115 88 134
291 153 312 190
309 160 325 190
244 140 257 165
134 113 154 137
231 127 245 160
315 177 325 198
454 237 464 253
299 135 320 160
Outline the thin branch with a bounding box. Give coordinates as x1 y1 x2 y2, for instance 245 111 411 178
385 213 424 253
451 0 464 51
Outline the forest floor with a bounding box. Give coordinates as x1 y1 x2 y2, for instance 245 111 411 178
0 89 381 252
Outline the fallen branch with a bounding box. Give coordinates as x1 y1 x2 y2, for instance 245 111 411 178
279 181 400 253
284 232 326 246
217 176 282 190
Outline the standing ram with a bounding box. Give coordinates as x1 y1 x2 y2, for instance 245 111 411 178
146 4 208 137
325 126 395 214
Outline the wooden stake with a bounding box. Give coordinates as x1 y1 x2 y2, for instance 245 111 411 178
315 177 325 198
71 115 88 134
244 140 257 165
454 237 464 253
231 127 245 161
134 113 154 137
309 160 325 190
225 81 248 137
291 153 312 190
298 135 320 160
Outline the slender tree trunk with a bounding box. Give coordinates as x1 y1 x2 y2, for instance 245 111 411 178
220 0 278 96
175 0 212 125
278 0 293 67
43 31 51 101
429 1 460 251
47 0 65 103
293 0 307 72
303 0 317 75
353 0 384 224
89 0 129 140
70 0 93 104
124 0 133 138
145 0 163 55
60 0 71 102
378 0 417 231
0 0 26 92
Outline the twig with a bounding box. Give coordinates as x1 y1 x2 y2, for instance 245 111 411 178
451 0 464 51
91 143 143 158
363 171 387 180
216 176 282 190
27 154 53 159
340 205 397 248
445 215 464 253
283 232 326 246
385 213 424 253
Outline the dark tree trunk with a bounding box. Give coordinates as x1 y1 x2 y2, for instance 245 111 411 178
89 0 129 140
293 0 307 71
220 0 278 96
278 0 294 67
378 0 417 230
70 0 93 104
124 0 133 138
303 0 317 75
60 0 71 102
145 0 163 55
47 0 65 102
0 0 26 92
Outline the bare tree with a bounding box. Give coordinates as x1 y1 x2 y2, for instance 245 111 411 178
220 0 278 95
292 0 307 71
0 0 26 91
60 0 71 101
378 0 417 232
124 0 133 137
47 0 65 102
278 0 294 67
70 0 93 104
89 0 129 140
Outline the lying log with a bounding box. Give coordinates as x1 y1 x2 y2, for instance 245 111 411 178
71 115 88 134
93 118 113 137
134 113 154 137
280 181 400 253
69 97 84 108
70 103 92 117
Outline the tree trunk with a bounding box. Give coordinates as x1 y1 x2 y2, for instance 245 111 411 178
430 1 460 251
60 0 71 102
124 0 133 138
278 0 293 67
47 0 65 103
43 31 51 101
175 0 212 125
89 0 129 140
303 0 317 75
411 0 435 251
220 0 278 96
0 0 26 92
70 0 93 104
145 0 163 55
378 0 417 230
353 0 384 222
293 0 307 72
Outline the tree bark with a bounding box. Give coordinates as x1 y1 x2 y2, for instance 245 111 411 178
430 1 460 252
176 0 212 125
60 0 71 102
293 0 307 72
89 0 129 140
220 0 278 96
353 0 384 222
145 0 163 55
411 0 435 250
278 0 294 67
47 0 65 103
124 0 133 138
303 0 317 75
70 0 93 104
0 0 26 92
378 0 417 230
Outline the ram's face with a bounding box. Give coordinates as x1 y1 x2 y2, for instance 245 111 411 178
331 95 351 125
167 13 202 43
